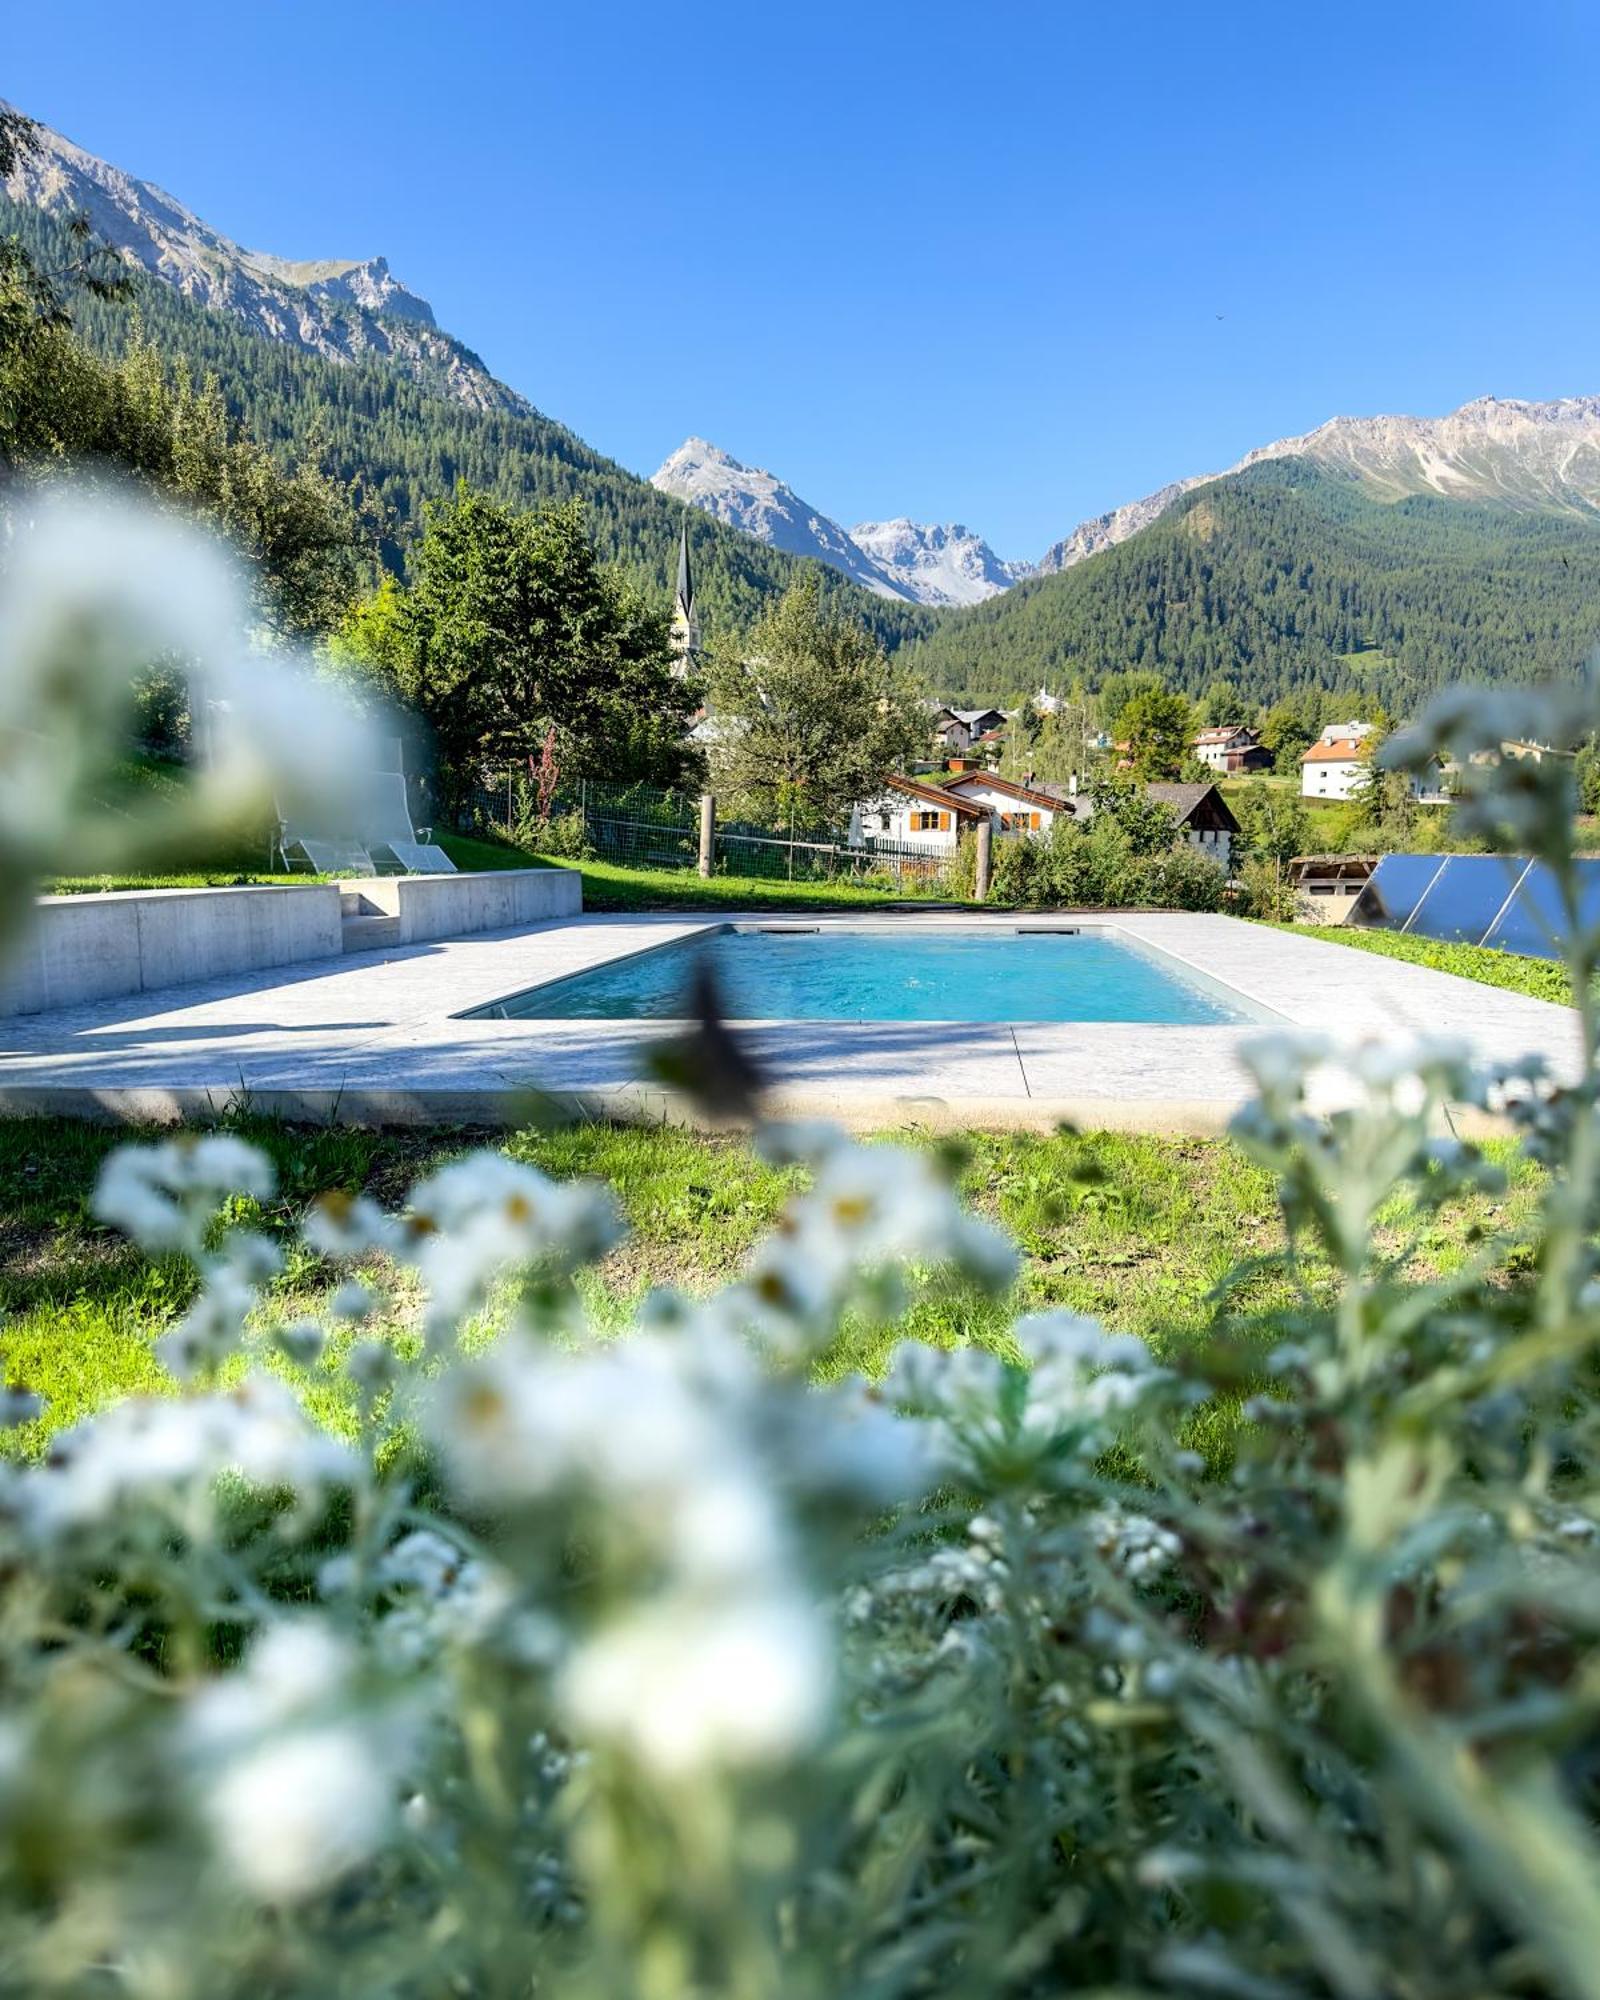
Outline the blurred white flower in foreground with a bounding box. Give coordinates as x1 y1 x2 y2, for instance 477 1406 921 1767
185 1623 404 1903
21 1380 353 1539
0 483 398 881
560 1589 830 1776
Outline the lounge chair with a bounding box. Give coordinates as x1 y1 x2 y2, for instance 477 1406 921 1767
363 771 457 875
275 819 378 877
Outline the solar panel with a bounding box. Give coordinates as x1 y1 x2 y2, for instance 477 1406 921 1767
1482 860 1600 960
1347 854 1449 931
1349 853 1600 962
1406 856 1527 945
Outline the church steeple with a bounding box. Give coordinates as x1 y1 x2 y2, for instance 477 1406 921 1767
671 515 701 672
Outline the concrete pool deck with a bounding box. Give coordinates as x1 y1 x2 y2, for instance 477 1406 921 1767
0 910 1579 1134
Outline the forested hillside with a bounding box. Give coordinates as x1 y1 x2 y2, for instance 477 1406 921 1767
0 200 932 651
906 460 1600 709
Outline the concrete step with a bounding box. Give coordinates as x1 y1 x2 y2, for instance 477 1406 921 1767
341 913 401 954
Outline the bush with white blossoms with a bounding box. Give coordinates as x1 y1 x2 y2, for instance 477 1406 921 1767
6 492 1600 1994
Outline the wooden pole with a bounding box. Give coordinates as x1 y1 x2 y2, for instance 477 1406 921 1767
698 793 715 878
974 817 993 902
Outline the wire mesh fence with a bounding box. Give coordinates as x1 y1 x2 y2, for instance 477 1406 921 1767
462 774 962 897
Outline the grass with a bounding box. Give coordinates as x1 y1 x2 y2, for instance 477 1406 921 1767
0 1114 1544 1464
1287 923 1576 1006
42 829 943 912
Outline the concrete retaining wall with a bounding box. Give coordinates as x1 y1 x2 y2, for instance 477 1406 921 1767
0 884 344 1019
351 868 582 943
0 869 583 1018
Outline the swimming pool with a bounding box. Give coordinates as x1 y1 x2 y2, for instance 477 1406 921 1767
463 925 1278 1026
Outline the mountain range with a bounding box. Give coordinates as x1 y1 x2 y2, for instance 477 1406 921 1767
0 106 932 652
650 438 1029 607
7 101 1600 713
656 397 1600 602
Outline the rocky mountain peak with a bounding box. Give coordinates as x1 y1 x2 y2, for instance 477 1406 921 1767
651 439 1023 607
1 104 518 413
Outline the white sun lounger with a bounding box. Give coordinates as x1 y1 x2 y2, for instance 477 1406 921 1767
363 772 457 875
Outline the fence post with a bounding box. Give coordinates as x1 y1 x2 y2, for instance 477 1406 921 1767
974 818 993 902
698 793 716 878
506 770 514 841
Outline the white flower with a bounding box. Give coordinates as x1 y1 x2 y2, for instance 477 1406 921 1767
203 1724 392 1902
0 488 242 853
558 1590 830 1775
302 1192 398 1259
755 1119 849 1168
329 1279 375 1322
0 1388 43 1428
21 1378 353 1537
155 1265 257 1381
184 1619 407 1901
92 1138 275 1255
404 1153 621 1339
273 1319 326 1367
1088 1507 1183 1582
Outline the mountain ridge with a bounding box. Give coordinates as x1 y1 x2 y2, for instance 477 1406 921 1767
1 101 520 413
1038 394 1600 573
650 435 1026 607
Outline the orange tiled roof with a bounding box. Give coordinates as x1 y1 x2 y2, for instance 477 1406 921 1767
1301 737 1367 763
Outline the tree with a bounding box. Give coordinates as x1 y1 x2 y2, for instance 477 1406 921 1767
705 575 924 833
1117 687 1193 779
1085 774 1179 857
345 487 694 812
1576 736 1600 817
1261 689 1329 774
1234 780 1311 865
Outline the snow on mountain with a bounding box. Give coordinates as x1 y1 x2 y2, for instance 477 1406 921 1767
1038 395 1600 574
651 438 904 597
651 439 1024 606
0 104 521 413
848 519 1032 607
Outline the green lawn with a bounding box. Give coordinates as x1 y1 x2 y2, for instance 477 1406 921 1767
0 1115 1543 1464
1287 923 1577 1006
44 831 942 912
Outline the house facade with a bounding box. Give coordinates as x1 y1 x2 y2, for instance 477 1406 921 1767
1300 734 1370 800
1142 782 1239 866
939 770 1077 835
1299 721 1452 803
930 705 1007 755
849 775 988 852
1040 779 1239 867
1193 725 1272 775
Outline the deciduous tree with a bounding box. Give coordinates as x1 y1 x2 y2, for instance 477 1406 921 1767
705 575 924 833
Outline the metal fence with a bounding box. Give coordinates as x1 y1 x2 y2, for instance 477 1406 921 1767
464 774 962 896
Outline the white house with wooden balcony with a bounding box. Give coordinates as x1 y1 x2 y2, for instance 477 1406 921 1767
849 775 989 852
939 769 1077 834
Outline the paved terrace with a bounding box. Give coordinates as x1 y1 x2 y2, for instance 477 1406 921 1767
0 912 1579 1133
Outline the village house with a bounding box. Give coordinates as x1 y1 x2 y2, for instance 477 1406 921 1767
1193 724 1272 775
1300 720 1449 802
849 775 989 852
1300 722 1376 800
1142 782 1240 866
930 705 1007 756
939 769 1078 834
1042 778 1240 865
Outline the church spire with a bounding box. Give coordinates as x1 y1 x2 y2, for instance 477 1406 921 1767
671 514 701 672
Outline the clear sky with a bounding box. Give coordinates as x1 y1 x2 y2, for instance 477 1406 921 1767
7 0 1599 560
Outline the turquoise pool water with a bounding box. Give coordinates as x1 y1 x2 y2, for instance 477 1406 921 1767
466 926 1268 1025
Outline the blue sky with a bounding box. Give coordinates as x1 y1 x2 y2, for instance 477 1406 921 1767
8 0 1599 560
